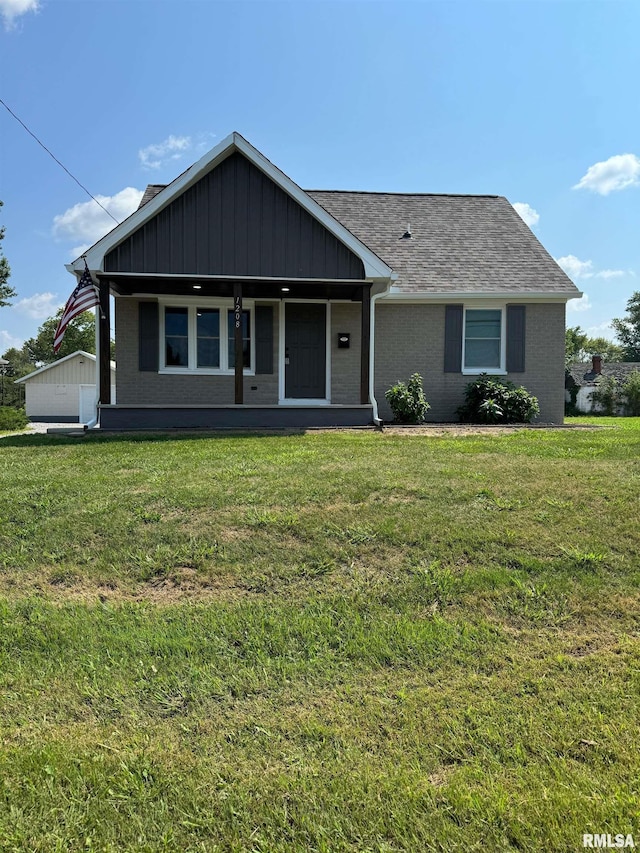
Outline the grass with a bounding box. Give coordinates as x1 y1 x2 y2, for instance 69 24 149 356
0 417 638 850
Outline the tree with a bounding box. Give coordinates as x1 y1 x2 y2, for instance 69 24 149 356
0 200 17 307
565 325 624 365
612 292 640 362
565 326 588 366
583 337 624 363
0 346 36 409
24 309 98 365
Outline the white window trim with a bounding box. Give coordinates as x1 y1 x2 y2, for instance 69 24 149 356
462 303 507 375
158 297 255 375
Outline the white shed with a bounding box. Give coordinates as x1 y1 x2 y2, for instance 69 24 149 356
16 351 116 423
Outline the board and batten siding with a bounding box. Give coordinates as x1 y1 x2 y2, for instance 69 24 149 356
105 152 365 281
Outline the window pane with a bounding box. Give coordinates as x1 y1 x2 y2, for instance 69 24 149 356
166 337 188 366
165 307 189 366
465 339 501 368
165 307 188 336
197 339 220 368
227 310 251 368
197 308 220 368
466 310 501 338
197 309 219 338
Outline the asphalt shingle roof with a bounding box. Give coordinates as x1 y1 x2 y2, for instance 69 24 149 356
307 191 578 295
139 184 579 296
567 362 640 387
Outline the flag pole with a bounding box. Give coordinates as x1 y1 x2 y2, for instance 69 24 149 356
85 258 100 430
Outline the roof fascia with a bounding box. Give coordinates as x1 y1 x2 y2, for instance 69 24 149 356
71 132 394 283
380 290 583 303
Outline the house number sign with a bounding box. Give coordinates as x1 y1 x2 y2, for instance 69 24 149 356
234 295 242 328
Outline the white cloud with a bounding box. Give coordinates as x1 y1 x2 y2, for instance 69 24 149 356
567 293 592 313
0 329 23 351
556 254 631 283
52 187 143 250
13 292 63 320
586 321 616 341
573 153 640 195
556 255 594 280
139 135 192 170
0 0 39 29
594 269 625 279
512 202 539 228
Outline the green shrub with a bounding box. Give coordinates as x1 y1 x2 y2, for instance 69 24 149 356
590 375 619 416
385 373 431 424
621 371 640 416
457 374 540 424
0 406 28 431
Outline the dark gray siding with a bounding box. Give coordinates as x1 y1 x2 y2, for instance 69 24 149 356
105 152 365 280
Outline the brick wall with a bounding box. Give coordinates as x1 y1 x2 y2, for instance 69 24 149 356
374 302 566 423
115 299 280 405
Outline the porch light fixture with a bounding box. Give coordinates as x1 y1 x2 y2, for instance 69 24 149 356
192 285 202 290
281 287 290 292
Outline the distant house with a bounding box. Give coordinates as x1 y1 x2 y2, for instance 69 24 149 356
566 355 640 413
16 351 116 423
65 132 581 429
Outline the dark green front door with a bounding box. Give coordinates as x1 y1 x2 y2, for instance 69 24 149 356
285 303 326 399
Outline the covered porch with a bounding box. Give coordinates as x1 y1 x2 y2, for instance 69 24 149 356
97 274 375 430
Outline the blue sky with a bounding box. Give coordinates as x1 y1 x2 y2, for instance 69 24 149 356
1 0 638 353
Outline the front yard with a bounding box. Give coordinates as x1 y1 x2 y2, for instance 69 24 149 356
0 419 638 851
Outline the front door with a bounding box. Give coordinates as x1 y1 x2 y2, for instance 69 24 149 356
285 303 327 399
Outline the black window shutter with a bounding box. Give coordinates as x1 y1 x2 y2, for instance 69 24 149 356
255 305 273 374
444 305 463 372
139 302 159 372
506 305 526 373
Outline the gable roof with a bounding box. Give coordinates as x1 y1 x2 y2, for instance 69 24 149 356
134 183 580 298
15 351 116 384
69 132 580 300
68 133 394 283
307 191 580 297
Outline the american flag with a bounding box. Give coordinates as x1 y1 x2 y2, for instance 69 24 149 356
53 265 101 353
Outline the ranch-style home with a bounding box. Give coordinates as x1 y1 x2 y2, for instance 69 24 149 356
67 132 581 429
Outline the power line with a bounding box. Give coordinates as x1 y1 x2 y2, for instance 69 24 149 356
0 97 121 225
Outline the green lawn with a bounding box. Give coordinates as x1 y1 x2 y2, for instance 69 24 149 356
0 418 638 851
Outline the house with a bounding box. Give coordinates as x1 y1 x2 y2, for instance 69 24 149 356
15 351 116 423
566 355 640 413
66 133 581 429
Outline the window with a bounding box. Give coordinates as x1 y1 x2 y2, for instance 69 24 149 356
165 307 189 366
463 308 504 372
161 302 253 373
197 309 220 368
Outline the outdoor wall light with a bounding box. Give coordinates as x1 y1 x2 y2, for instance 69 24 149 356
193 285 202 290
338 333 350 349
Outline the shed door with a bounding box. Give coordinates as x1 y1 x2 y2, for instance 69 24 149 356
284 304 326 399
79 385 97 424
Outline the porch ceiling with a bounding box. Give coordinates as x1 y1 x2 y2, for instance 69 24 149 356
100 274 368 301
